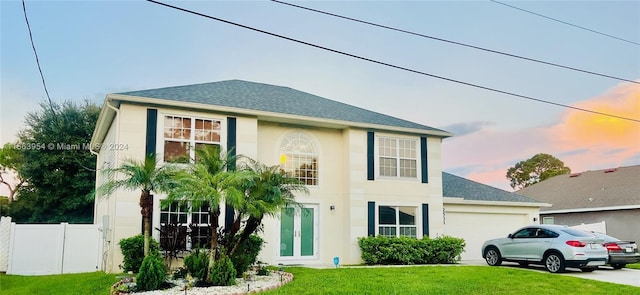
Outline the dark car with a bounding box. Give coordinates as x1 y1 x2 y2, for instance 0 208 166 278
589 231 640 269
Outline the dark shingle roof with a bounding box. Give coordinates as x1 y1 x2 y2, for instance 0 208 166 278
443 172 541 203
117 80 448 133
517 165 640 211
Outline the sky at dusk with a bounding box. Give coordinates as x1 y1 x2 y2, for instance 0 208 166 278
1 0 639 193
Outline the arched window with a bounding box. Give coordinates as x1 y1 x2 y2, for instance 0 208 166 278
279 132 318 185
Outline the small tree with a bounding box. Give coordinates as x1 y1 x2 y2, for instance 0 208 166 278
165 145 242 283
226 159 308 258
99 153 176 256
506 153 571 190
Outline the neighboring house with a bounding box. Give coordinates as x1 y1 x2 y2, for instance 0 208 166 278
517 165 640 244
442 172 550 260
91 80 453 272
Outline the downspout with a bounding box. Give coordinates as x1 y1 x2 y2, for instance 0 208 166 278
94 100 120 272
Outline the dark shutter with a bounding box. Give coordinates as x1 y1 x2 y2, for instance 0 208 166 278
225 117 237 231
421 136 428 183
368 201 375 236
145 109 157 156
422 203 429 237
367 131 374 181
144 109 158 234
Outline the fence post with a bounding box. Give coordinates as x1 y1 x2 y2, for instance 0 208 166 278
0 216 12 272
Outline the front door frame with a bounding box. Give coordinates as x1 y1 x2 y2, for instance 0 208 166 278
277 203 319 262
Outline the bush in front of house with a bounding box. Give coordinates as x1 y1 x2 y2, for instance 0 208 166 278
136 254 167 291
183 248 209 282
118 234 161 272
229 234 264 277
358 235 465 265
209 254 237 286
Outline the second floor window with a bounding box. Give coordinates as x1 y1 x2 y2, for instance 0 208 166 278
163 115 221 163
379 137 417 178
280 132 318 185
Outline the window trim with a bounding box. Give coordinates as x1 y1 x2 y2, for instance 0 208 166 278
375 203 421 238
278 131 319 186
375 135 420 180
157 113 226 164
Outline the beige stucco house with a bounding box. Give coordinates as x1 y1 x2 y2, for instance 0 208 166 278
91 80 548 271
91 80 454 272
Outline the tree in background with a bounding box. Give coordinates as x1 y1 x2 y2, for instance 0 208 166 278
9 101 100 223
506 153 571 190
0 143 25 203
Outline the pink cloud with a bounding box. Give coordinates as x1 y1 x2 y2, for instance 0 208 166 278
443 81 640 191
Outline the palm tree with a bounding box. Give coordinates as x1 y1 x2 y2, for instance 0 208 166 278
165 145 242 282
227 159 309 257
99 153 176 257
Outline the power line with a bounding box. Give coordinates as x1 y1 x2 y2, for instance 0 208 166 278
271 0 639 85
491 0 640 46
145 0 639 123
22 0 57 118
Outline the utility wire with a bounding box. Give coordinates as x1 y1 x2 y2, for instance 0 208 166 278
271 0 638 85
491 0 640 46
22 0 57 118
23 0 59 122
145 0 639 123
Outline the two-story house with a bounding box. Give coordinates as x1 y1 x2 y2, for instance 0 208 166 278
91 80 452 272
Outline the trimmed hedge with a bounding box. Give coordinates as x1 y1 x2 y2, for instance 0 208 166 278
358 235 465 265
118 234 161 272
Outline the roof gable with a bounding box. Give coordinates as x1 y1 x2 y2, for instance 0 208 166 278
517 165 640 211
442 172 540 203
117 80 449 134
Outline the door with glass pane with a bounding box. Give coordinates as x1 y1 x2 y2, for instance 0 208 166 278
279 205 317 259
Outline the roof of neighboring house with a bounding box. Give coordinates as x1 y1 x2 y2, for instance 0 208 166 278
517 165 640 212
116 79 449 134
442 172 542 204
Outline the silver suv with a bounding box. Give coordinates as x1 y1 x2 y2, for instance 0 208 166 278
481 224 608 273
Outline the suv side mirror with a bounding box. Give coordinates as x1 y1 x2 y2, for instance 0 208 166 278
508 233 513 238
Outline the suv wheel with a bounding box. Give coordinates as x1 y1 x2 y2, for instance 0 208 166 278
544 252 565 273
484 247 502 266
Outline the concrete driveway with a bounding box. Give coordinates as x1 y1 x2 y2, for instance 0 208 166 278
462 260 640 287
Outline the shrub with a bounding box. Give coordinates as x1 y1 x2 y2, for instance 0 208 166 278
209 255 237 286
136 254 167 291
118 234 161 272
229 235 264 277
358 235 465 265
183 248 209 282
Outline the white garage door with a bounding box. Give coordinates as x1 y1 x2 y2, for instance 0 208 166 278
444 212 529 261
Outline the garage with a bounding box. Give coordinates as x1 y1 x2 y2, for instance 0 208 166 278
444 208 534 260
442 172 550 261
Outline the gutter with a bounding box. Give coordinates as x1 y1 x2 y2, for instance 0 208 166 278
542 204 640 214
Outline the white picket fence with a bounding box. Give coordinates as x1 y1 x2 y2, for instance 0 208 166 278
0 216 101 275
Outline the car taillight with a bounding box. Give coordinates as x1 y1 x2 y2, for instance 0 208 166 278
605 243 622 251
566 240 586 247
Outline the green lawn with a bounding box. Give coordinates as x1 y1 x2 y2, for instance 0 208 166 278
1 265 638 295
0 272 119 295
263 266 639 295
627 263 640 270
